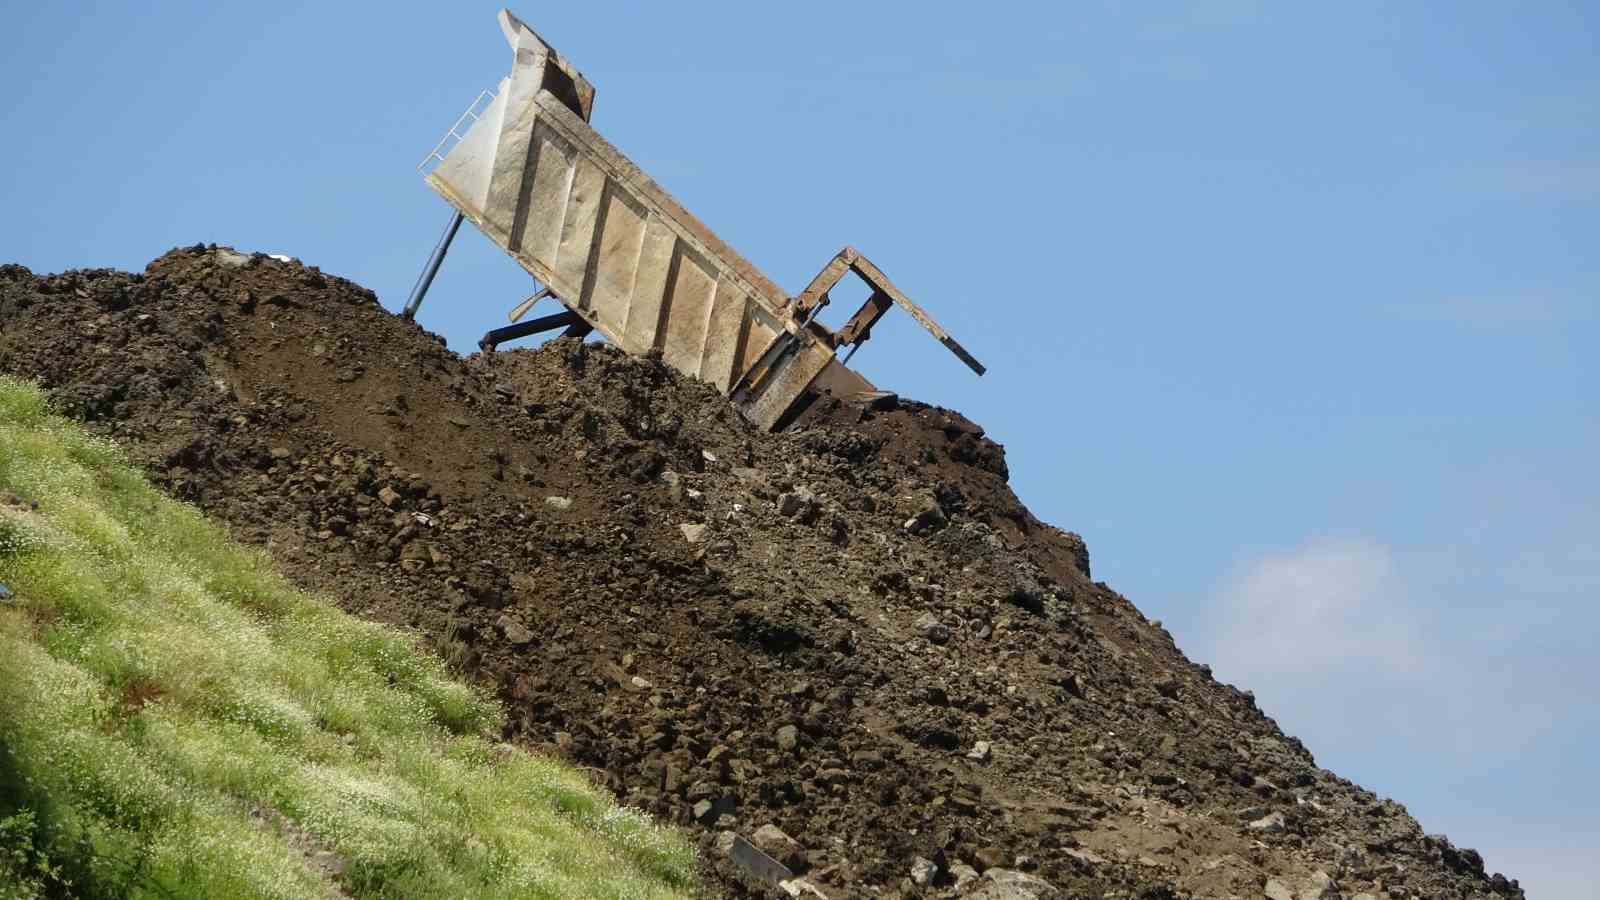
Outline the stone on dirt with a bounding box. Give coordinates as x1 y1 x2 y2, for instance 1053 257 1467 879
214 248 251 268
903 499 947 535
1265 878 1296 900
779 878 828 899
1303 870 1343 900
910 855 939 886
776 723 800 752
497 616 534 645
777 491 808 517
721 831 793 886
974 846 1008 870
752 823 804 869
966 868 1056 899
1250 811 1288 833
916 612 951 645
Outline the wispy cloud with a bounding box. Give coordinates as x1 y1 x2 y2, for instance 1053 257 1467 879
1487 160 1600 196
1133 0 1264 41
1380 294 1585 327
1199 537 1467 750
1197 518 1597 762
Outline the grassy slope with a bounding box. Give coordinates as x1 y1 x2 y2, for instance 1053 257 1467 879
0 376 697 899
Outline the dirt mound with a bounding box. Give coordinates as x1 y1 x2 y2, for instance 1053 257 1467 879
0 247 1523 899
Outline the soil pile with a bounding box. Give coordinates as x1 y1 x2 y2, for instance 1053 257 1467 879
0 247 1523 899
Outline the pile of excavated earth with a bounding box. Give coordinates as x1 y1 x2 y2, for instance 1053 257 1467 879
0 247 1524 900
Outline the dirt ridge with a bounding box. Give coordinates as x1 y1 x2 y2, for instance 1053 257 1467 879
0 247 1523 899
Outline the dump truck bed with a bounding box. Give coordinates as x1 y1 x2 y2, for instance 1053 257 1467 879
421 10 976 429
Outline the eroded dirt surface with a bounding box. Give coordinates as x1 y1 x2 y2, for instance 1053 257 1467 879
0 247 1524 899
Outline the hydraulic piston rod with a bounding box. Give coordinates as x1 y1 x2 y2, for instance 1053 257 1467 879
401 210 464 320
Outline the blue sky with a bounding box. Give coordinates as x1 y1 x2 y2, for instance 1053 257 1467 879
2 1 1594 894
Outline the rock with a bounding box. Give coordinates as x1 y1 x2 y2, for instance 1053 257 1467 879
857 390 899 411
1301 871 1342 900
269 446 292 460
966 740 992 762
1264 879 1295 900
310 849 345 876
967 869 1055 900
752 824 803 868
544 495 573 511
916 612 951 645
1004 584 1046 615
910 856 939 887
1249 811 1287 833
778 877 829 899
777 491 806 517
974 846 1008 870
630 675 653 690
903 502 947 535
776 724 800 752
688 793 735 824
377 485 403 508
679 522 708 543
1063 847 1105 865
497 616 534 645
950 862 980 888
214 248 251 268
722 832 793 886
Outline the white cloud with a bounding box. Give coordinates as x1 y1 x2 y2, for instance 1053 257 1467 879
1208 538 1412 669
1383 294 1563 326
1489 160 1600 196
1198 529 1592 761
1193 521 1600 894
1198 537 1466 752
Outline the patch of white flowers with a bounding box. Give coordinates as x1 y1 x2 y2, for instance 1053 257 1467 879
0 511 47 558
0 384 700 897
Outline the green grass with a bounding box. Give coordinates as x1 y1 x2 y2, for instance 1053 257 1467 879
0 376 697 899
